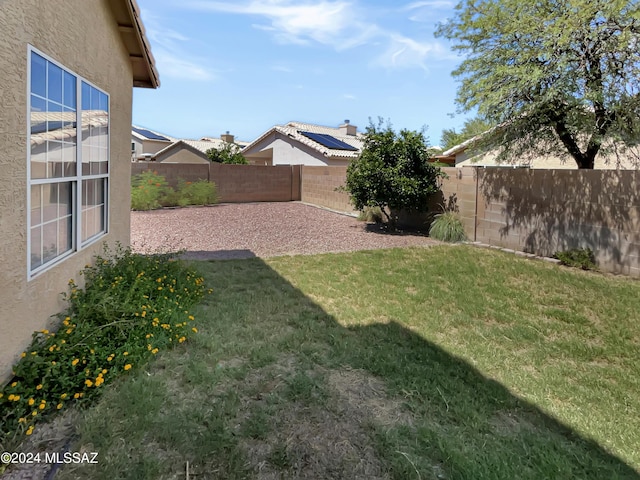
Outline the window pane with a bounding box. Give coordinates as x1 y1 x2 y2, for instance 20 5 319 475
31 53 46 97
42 222 58 262
63 71 76 109
42 183 58 223
30 95 46 135
31 144 47 179
30 226 43 269
82 179 105 241
81 82 91 111
47 141 63 178
58 216 72 255
31 185 42 227
61 143 77 176
58 182 72 217
47 62 63 104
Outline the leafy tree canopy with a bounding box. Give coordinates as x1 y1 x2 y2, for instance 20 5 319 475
345 119 444 228
436 0 640 168
440 116 493 151
206 142 248 164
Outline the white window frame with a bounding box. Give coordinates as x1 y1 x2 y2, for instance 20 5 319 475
27 45 110 279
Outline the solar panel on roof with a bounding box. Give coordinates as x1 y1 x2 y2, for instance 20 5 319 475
299 131 358 151
132 126 170 141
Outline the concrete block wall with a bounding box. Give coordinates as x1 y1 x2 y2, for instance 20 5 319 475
131 162 209 186
211 164 300 203
300 166 356 214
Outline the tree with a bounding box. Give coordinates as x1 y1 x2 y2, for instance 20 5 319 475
436 0 640 169
206 142 248 164
440 116 493 151
344 119 444 229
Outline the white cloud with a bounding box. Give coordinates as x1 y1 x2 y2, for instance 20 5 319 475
186 0 454 70
140 9 215 81
190 0 361 46
343 94 356 100
373 34 454 70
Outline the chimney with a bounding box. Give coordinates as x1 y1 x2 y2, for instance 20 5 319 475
221 130 235 143
339 119 357 136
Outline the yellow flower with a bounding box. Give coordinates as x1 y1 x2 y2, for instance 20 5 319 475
66 329 72 334
192 327 198 333
60 393 67 399
141 311 147 318
28 398 35 406
26 426 34 436
41 329 49 335
12 395 21 402
11 382 17 387
73 393 80 399
72 359 79 366
124 364 132 371
8 394 15 401
151 348 159 355
178 336 186 343
36 384 42 390
85 379 93 387
18 417 26 423
21 352 26 358
31 411 37 417
0 393 3 398
51 361 57 366
188 315 195 321
102 369 108 374
56 403 63 409
123 351 129 356
38 402 46 410
94 377 104 387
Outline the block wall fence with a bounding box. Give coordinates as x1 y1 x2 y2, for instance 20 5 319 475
131 162 640 276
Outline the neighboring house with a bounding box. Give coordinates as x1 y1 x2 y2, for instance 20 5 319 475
132 130 248 164
0 0 159 382
153 140 210 164
131 125 174 160
437 132 640 169
242 120 363 166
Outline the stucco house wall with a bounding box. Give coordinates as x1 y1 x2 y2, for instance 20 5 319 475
156 147 209 164
0 0 154 382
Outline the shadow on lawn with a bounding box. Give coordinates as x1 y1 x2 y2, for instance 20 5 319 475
210 257 639 480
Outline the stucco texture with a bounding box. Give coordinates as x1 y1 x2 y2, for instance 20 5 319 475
0 0 134 381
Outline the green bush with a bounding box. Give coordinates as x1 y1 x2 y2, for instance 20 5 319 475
429 211 467 242
176 179 218 206
554 248 597 270
131 171 170 210
357 206 384 223
131 172 218 210
0 244 209 449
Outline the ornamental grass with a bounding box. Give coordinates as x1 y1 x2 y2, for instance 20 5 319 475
0 244 209 450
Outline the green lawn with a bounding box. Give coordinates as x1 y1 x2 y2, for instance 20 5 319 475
58 245 640 479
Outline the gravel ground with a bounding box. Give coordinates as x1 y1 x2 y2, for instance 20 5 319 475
131 202 440 260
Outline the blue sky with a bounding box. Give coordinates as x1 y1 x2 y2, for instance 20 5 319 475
133 0 471 147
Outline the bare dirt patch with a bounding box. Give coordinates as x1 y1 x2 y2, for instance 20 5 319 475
236 357 414 479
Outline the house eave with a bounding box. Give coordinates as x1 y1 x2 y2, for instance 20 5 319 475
108 0 160 89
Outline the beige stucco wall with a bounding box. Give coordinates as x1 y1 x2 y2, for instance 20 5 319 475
0 0 134 382
142 138 172 155
157 148 209 164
